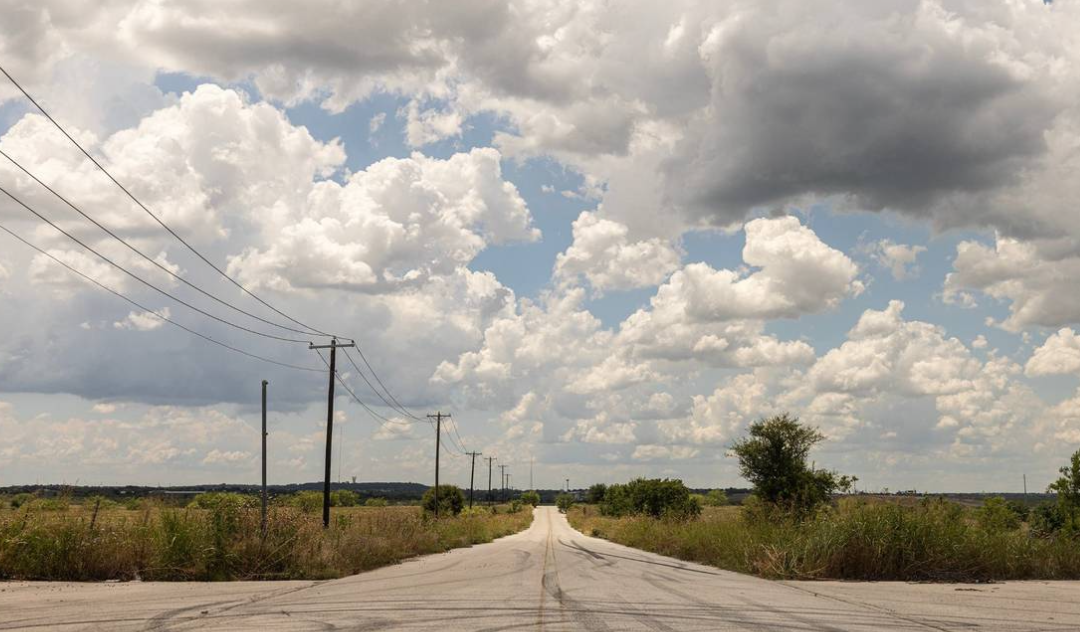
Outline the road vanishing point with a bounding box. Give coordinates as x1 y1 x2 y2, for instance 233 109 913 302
2 506 1079 631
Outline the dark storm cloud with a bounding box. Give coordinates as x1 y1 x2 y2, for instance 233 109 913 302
665 1 1058 227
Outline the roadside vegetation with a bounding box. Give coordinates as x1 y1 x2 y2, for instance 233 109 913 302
569 413 1080 582
0 490 532 581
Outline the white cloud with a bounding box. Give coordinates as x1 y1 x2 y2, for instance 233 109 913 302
227 148 539 293
632 444 698 461
670 217 861 322
114 308 168 331
1026 329 1080 377
554 211 681 293
202 449 252 466
373 418 419 441
946 236 1080 331
866 239 926 281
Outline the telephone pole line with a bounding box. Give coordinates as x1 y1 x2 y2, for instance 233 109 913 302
486 456 496 506
261 379 268 538
310 338 355 528
466 451 482 508
427 412 450 518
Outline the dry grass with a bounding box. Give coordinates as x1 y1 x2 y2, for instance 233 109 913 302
569 499 1080 582
0 502 533 581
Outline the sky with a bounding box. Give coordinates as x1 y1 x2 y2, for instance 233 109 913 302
2 0 1080 493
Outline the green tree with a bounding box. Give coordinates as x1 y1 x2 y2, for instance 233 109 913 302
364 497 389 507
731 413 853 515
1048 448 1080 534
976 497 1021 532
330 489 360 507
556 493 575 513
599 478 701 519
586 483 608 504
421 485 465 517
703 489 729 506
520 490 541 507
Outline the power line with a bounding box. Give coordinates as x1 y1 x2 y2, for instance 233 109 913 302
0 148 324 338
340 347 417 420
0 183 310 343
346 346 423 420
0 221 322 373
0 63 338 340
313 349 396 425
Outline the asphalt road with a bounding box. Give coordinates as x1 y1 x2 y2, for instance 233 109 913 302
2 506 1079 631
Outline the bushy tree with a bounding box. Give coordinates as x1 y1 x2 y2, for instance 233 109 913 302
586 483 608 504
1047 449 1080 535
976 497 1021 532
731 413 853 516
703 489 729 507
600 478 701 519
421 485 465 517
189 492 257 510
556 493 575 513
330 490 360 507
364 497 389 507
520 490 541 507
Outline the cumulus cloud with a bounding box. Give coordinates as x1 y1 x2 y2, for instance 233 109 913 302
945 236 1080 331
865 239 926 281
1026 329 1080 377
227 148 539 293
554 212 681 293
114 308 168 331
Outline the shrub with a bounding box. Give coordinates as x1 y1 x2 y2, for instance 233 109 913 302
330 490 360 507
703 489 729 506
586 484 607 504
421 485 465 517
731 413 853 518
189 492 257 511
288 491 324 514
508 500 523 514
600 478 700 519
10 493 34 509
364 497 389 507
519 491 541 507
1031 501 1067 536
556 493 575 513
976 497 1021 532
1048 449 1080 535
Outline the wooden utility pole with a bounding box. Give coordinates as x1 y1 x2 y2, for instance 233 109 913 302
261 379 268 538
427 412 449 518
499 464 508 502
466 451 482 508
310 338 355 528
486 456 495 506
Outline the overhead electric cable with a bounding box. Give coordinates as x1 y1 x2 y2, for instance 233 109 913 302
344 346 423 420
341 347 421 420
314 349 404 426
0 63 339 339
0 148 325 338
0 221 322 373
0 183 310 344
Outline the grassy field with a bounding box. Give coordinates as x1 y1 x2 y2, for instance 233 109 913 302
569 499 1080 582
0 500 533 581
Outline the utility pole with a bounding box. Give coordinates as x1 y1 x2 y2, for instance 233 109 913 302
486 457 495 506
499 464 508 502
427 412 449 518
1024 473 1028 497
261 379 268 538
530 455 533 490
466 451 482 508
310 338 355 529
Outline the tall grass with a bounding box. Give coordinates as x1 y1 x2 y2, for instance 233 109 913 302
0 503 532 581
569 498 1080 581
